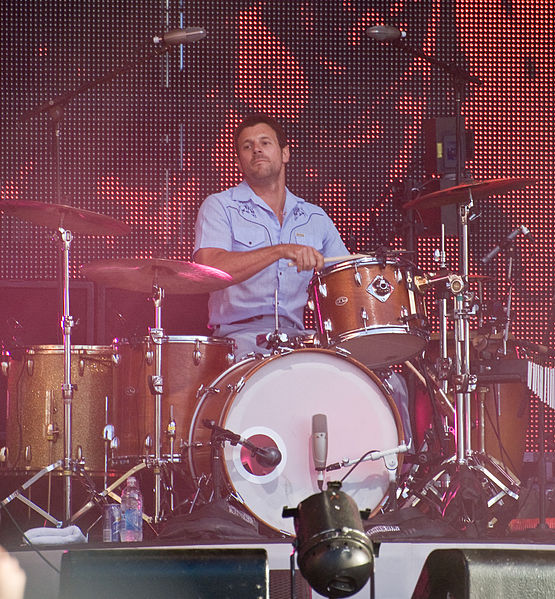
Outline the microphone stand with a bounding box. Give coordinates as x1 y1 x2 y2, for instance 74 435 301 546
18 38 182 525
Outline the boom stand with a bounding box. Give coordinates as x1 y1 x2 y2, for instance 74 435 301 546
385 31 520 529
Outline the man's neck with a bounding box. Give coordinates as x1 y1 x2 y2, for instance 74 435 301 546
246 177 287 216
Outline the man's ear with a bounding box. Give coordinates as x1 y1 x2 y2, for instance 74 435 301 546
282 144 290 164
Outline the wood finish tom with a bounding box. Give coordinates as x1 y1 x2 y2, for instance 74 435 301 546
111 335 234 464
5 345 114 472
188 349 404 535
308 256 429 368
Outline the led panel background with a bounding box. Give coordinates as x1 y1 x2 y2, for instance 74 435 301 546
1 1 554 453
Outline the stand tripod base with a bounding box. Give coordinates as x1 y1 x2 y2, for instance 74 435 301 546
400 452 521 535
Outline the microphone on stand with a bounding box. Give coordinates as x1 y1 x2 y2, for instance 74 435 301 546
312 414 328 490
482 225 534 264
365 25 407 42
202 419 282 467
153 27 207 46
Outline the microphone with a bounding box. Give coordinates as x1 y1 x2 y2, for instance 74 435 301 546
521 225 534 242
153 27 207 46
312 414 328 490
201 419 281 467
365 25 407 42
253 446 282 468
482 225 533 264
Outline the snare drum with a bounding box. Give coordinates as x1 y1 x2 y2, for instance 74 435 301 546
5 345 114 471
308 255 428 368
188 349 404 535
111 335 234 464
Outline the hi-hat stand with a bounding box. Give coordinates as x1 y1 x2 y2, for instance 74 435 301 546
78 257 233 525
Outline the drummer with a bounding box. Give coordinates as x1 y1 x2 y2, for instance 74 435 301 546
193 113 348 358
193 113 411 438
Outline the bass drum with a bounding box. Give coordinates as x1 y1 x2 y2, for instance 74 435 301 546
188 349 404 536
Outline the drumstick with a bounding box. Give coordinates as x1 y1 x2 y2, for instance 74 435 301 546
287 253 369 267
404 360 455 416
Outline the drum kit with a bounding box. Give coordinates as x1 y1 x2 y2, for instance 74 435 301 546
0 174 539 537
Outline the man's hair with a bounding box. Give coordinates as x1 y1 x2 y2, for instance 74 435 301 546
233 113 289 153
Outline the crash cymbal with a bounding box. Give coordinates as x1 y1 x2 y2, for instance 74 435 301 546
81 258 233 295
0 200 131 236
403 177 536 210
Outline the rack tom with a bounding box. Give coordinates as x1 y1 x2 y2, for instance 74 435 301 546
308 255 428 368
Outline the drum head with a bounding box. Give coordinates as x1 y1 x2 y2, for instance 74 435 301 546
195 349 403 535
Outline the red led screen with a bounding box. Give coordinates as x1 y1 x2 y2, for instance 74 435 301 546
1 1 554 453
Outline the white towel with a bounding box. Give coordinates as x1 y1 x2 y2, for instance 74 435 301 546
23 525 87 545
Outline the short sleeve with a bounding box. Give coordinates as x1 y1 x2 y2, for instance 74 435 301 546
193 194 233 255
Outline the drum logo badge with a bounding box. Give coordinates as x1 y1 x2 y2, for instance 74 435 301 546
334 296 349 306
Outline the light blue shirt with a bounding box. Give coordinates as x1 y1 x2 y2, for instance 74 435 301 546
194 181 349 328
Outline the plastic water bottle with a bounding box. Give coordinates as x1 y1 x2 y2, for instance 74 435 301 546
120 476 143 542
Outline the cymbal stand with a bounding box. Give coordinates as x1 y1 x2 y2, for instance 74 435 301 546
149 284 166 523
435 224 451 398
59 225 76 522
0 225 79 525
453 195 475 463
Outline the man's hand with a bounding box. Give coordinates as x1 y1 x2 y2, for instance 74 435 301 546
281 244 324 272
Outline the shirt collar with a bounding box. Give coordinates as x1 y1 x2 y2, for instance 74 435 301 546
235 180 305 216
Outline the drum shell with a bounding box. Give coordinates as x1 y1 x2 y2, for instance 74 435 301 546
5 345 114 472
188 349 404 535
111 335 234 462
308 257 428 368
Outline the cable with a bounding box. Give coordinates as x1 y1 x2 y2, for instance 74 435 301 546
0 504 61 575
340 449 380 484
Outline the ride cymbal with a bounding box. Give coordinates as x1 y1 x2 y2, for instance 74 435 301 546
403 178 536 211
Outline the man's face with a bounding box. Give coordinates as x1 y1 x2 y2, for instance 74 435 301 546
235 123 290 185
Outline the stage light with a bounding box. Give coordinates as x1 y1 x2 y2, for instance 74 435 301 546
283 482 374 598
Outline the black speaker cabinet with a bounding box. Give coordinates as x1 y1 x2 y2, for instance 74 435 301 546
59 547 268 599
0 280 94 345
412 548 555 599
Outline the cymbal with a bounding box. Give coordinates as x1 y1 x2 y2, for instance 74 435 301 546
0 200 131 236
403 177 536 210
81 258 233 295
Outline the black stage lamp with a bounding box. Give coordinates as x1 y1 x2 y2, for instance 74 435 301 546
283 481 374 598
